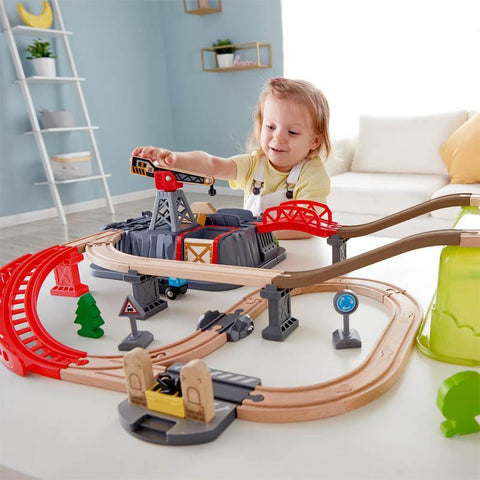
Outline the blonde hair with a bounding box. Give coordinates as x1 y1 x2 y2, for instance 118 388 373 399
247 77 331 160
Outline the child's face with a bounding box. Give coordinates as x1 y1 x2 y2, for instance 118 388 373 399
260 94 320 172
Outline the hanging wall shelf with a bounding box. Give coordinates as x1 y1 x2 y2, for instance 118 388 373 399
201 42 272 72
183 0 222 15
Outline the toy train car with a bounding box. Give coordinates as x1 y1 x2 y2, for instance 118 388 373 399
158 277 188 300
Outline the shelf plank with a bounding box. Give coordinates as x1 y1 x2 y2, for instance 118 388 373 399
34 174 112 186
10 25 72 37
203 65 271 72
25 126 99 135
18 76 85 85
185 7 221 15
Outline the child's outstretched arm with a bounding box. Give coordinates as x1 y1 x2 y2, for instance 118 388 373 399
132 146 237 181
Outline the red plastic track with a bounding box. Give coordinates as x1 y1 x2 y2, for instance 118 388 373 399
0 246 88 378
256 200 342 237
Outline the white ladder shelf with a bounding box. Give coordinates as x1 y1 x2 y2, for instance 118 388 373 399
0 0 114 224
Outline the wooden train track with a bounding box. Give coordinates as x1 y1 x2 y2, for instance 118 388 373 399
336 193 480 238
84 229 479 289
84 241 283 287
60 277 422 423
1 201 478 423
61 288 266 391
237 280 422 422
68 226 479 422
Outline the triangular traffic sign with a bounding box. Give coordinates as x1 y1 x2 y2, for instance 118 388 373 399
119 295 143 317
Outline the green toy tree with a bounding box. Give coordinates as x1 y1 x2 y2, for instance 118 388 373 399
74 293 105 339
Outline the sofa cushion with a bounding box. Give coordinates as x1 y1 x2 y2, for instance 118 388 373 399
325 137 357 177
440 113 480 184
351 111 468 175
328 172 449 216
430 183 480 220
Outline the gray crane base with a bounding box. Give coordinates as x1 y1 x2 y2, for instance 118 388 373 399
332 328 362 349
118 398 236 445
118 331 154 351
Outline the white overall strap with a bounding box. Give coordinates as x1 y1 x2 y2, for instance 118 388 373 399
285 160 306 199
245 158 307 217
251 157 265 195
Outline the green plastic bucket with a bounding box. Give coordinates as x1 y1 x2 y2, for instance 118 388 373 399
417 207 480 366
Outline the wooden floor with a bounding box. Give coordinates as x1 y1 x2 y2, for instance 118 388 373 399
0 192 242 265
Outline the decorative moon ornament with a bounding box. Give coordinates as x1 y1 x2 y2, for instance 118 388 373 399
17 1 53 29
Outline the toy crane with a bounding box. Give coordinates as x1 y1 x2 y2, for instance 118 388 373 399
130 156 216 233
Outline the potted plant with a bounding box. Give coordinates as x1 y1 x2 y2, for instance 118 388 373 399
212 38 237 69
25 38 56 77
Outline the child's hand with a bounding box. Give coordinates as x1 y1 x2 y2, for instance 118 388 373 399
131 146 176 167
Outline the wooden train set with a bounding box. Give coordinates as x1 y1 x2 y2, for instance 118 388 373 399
0 159 478 444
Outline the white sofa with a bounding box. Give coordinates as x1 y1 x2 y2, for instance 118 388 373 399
325 110 480 237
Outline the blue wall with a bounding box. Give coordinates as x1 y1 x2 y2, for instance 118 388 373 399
161 0 283 156
0 0 283 218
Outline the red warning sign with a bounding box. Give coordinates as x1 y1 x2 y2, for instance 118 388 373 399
122 299 139 315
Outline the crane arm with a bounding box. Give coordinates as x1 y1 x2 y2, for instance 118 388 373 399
130 156 216 188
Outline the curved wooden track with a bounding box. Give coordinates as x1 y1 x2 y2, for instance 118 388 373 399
274 229 479 288
60 277 422 423
85 229 479 289
84 241 281 287
61 289 266 390
237 280 422 422
336 193 480 238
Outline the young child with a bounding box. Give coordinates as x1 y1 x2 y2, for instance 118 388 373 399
132 77 331 221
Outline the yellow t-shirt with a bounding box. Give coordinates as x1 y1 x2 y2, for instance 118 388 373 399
229 152 330 207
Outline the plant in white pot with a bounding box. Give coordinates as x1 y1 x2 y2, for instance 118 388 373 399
212 38 237 69
25 38 56 77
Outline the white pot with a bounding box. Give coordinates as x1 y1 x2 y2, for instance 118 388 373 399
217 53 234 69
31 57 56 77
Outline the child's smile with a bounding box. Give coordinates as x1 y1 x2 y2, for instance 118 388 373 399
269 145 288 153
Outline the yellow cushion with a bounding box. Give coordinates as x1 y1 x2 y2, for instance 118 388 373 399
440 113 480 184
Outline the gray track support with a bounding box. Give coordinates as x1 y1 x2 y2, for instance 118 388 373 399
327 235 349 264
260 285 298 341
123 270 167 320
